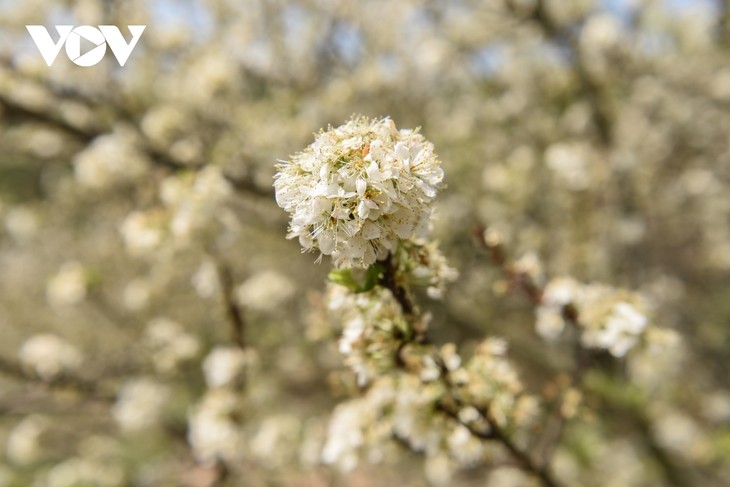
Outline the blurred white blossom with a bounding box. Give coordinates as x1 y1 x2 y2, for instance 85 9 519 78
73 131 149 189
18 334 82 380
188 389 245 466
536 277 674 357
46 261 88 307
165 166 233 241
4 206 39 242
145 318 200 374
191 259 220 299
6 415 48 466
119 210 166 256
235 270 295 312
112 378 170 433
202 346 248 389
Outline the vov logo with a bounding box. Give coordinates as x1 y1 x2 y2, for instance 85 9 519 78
26 25 146 67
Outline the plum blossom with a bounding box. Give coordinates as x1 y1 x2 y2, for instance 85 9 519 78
274 116 444 268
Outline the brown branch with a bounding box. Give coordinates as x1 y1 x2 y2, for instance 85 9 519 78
0 91 101 140
431 352 563 487
375 251 565 487
214 262 246 349
0 68 273 199
0 355 115 402
482 409 562 487
474 223 695 484
378 252 417 317
473 224 543 305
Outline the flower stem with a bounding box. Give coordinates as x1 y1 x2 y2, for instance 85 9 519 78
378 252 416 317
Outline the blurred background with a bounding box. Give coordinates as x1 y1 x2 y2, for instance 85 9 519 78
0 0 729 485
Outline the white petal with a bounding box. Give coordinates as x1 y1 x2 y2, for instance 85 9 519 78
362 222 380 240
357 200 369 219
394 218 415 239
356 178 367 197
318 233 336 254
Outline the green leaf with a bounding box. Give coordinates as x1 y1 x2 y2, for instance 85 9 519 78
361 263 385 293
328 269 360 292
328 263 385 293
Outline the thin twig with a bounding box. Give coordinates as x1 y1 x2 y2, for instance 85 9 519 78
378 252 416 317
214 262 246 349
0 355 115 402
376 248 564 487
210 260 246 349
482 409 562 487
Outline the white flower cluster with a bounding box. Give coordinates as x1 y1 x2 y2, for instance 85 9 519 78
119 210 166 256
235 270 296 313
322 352 532 482
187 346 253 466
73 129 149 189
112 378 170 433
46 261 88 308
322 374 413 472
120 166 234 256
43 454 124 487
536 277 677 357
202 346 249 389
457 339 537 429
324 284 409 386
401 241 459 299
274 116 444 268
18 334 82 380
321 276 536 482
161 165 233 241
5 415 48 466
249 414 303 469
191 259 219 299
144 318 200 374
187 389 245 466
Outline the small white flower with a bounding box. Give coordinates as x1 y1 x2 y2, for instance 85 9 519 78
4 206 39 242
112 378 170 432
165 166 233 241
537 277 662 357
123 278 152 311
73 131 148 189
322 399 371 471
188 389 244 465
191 259 219 299
274 116 444 268
120 210 165 256
235 270 295 312
46 261 88 307
145 318 200 374
202 346 248 389
6 415 48 466
582 301 649 357
18 334 82 380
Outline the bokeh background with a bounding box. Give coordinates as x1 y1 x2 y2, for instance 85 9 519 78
0 0 729 485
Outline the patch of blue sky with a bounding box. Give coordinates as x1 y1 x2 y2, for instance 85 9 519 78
331 21 363 66
468 44 507 79
600 0 721 17
282 3 310 49
663 0 721 14
148 0 214 42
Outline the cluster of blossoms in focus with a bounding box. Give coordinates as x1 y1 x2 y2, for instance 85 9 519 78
1 0 724 485
320 335 538 484
274 116 444 268
292 117 540 482
285 116 685 486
